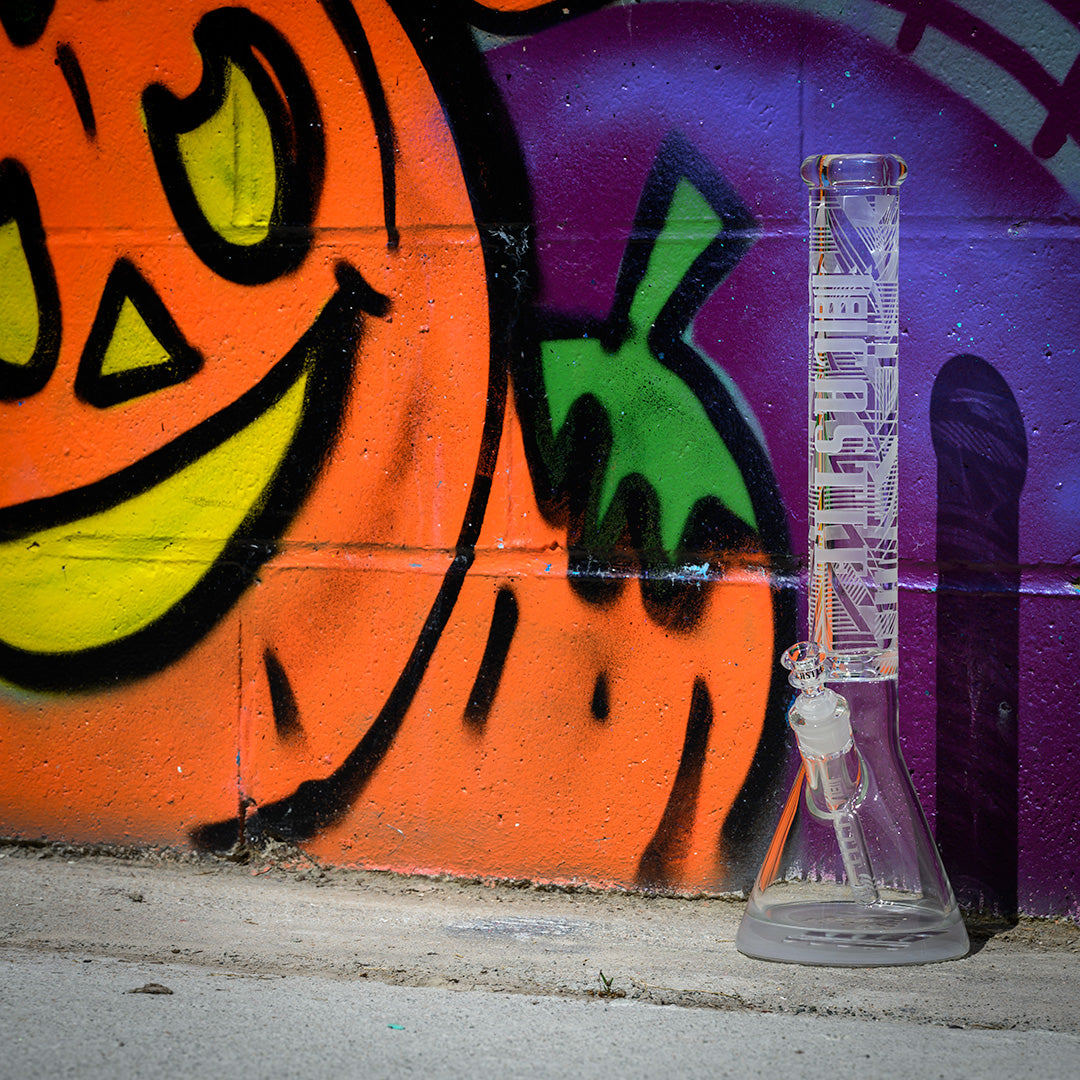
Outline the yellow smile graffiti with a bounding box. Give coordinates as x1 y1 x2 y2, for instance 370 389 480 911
1 367 308 655
0 263 383 690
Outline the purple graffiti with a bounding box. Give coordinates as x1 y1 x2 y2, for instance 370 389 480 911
488 0 1080 917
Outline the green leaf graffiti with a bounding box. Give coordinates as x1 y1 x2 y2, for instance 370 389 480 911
540 177 757 561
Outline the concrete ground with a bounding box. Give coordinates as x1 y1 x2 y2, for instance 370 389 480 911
2 841 1078 1079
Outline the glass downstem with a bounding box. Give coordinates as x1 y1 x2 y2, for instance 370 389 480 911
785 644 880 904
834 809 878 905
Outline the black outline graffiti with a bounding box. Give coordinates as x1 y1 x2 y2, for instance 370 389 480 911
0 0 54 47
590 671 610 721
55 41 96 139
637 676 714 887
265 646 304 744
513 128 796 881
887 0 1080 161
194 0 531 848
318 0 400 249
464 586 520 729
0 158 61 400
0 3 440 693
143 8 325 284
74 257 204 408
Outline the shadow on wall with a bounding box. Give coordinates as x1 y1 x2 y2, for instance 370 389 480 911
932 354 1027 920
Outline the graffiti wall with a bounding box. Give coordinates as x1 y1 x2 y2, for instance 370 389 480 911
1 0 1076 918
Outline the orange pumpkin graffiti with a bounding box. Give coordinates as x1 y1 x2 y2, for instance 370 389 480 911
0 0 782 892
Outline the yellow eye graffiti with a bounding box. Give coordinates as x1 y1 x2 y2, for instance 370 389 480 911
0 158 60 400
143 8 324 284
0 216 37 364
176 59 277 249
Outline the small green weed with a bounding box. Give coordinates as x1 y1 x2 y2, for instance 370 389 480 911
596 970 626 999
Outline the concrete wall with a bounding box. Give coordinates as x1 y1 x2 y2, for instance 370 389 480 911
1 0 1076 919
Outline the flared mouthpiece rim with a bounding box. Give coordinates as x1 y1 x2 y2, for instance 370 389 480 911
801 153 907 188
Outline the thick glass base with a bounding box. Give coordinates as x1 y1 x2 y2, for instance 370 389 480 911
736 899 969 966
739 671 969 967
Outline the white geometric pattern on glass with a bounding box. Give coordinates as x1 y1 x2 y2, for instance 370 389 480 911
808 184 900 663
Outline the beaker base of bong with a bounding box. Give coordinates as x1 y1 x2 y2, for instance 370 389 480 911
736 899 969 967
736 673 970 966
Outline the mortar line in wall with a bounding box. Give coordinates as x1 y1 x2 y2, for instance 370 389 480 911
899 561 1079 597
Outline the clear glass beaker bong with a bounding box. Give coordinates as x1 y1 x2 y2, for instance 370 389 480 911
736 155 969 965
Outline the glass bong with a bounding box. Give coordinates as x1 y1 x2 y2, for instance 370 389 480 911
736 155 969 965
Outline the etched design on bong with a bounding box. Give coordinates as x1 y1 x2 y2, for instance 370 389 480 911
809 184 899 664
